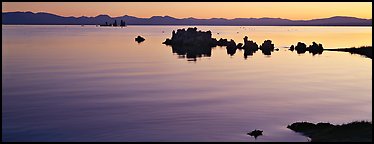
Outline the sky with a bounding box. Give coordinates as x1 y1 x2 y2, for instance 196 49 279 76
2 2 372 20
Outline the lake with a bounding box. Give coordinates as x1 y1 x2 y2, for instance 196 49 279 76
2 25 372 142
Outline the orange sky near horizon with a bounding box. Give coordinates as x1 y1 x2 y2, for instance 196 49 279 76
2 2 372 20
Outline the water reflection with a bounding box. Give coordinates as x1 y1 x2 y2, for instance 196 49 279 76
170 45 213 61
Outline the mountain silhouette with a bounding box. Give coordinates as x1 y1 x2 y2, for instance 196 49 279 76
2 11 372 26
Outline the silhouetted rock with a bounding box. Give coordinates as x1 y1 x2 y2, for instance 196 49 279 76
259 40 275 55
289 45 295 51
324 46 372 59
237 43 243 49
226 39 237 56
295 42 307 54
288 121 372 142
291 42 324 55
307 42 324 55
135 36 145 43
217 38 229 46
242 36 259 59
247 129 263 139
163 27 217 47
243 36 259 51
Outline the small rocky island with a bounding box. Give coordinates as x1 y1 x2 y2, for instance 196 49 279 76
288 121 372 142
163 27 278 60
289 42 324 55
247 129 263 139
135 36 145 43
163 27 218 47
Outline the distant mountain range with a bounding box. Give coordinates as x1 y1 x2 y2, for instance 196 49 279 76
2 11 372 26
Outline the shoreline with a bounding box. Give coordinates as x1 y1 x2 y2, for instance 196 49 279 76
287 121 372 142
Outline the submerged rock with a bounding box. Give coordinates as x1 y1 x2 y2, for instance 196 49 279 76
135 36 145 43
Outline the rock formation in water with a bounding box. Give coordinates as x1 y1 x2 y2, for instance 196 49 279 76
226 39 237 56
242 36 259 59
294 42 308 54
259 40 275 55
307 42 324 55
163 27 219 61
247 129 263 139
162 27 218 47
243 36 259 51
237 43 243 49
289 45 295 51
217 38 229 46
324 46 372 59
163 28 283 60
135 36 145 43
291 42 323 55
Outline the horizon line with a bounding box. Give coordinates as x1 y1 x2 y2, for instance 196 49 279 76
3 11 372 21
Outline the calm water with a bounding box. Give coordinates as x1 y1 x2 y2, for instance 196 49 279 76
2 25 372 142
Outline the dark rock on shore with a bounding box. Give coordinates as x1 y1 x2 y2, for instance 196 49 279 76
135 36 145 43
324 46 372 59
288 121 372 142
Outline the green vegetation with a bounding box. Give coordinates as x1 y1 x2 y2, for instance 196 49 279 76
287 121 372 142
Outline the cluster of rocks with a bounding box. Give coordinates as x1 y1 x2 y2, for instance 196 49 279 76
289 42 324 55
163 27 217 47
223 38 276 57
163 27 280 60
